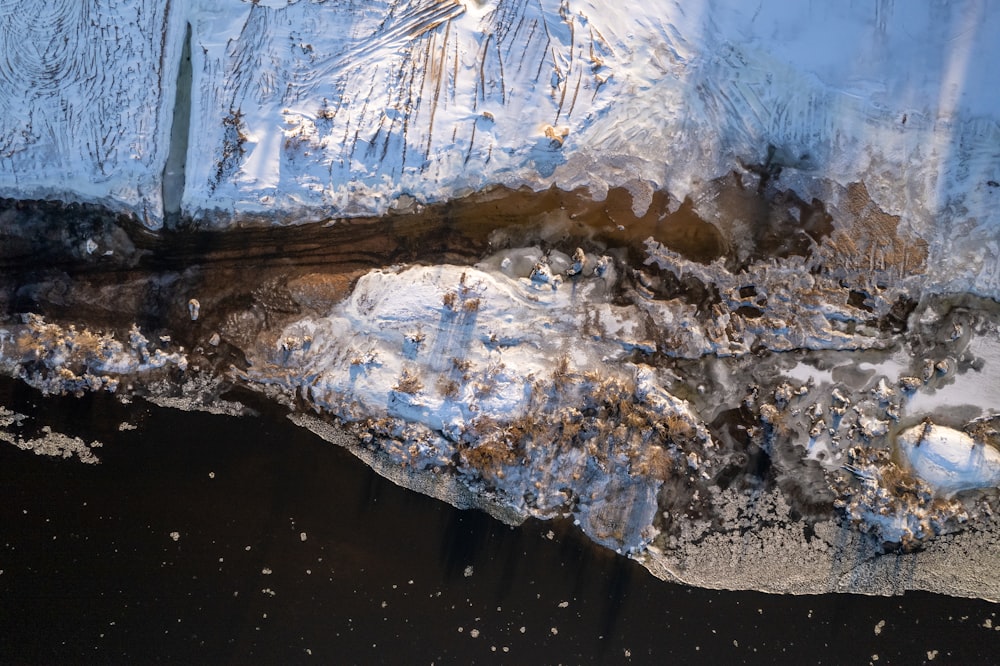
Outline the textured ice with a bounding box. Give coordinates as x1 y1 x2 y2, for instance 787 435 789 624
3 1 999 296
0 315 187 396
0 1 184 226
0 406 103 464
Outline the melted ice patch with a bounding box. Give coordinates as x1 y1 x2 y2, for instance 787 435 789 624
907 335 1000 418
786 362 835 387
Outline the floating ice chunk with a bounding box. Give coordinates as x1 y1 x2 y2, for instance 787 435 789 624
898 422 1000 495
871 378 894 404
859 415 889 440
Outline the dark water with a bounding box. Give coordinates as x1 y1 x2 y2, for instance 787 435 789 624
1 379 999 665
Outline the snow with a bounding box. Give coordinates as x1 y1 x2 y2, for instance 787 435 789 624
0 1 185 227
3 1 999 294
0 316 187 396
252 259 632 430
899 422 1000 496
174 0 1000 294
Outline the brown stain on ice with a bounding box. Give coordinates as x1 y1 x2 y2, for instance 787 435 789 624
426 185 727 266
0 175 834 341
286 272 361 313
819 182 929 282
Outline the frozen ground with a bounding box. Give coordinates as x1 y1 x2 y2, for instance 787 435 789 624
2 1 1000 294
2 1 1000 601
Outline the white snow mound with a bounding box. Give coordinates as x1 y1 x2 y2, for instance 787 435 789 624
898 423 1000 496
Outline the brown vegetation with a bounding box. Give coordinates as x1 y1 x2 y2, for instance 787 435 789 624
393 367 423 394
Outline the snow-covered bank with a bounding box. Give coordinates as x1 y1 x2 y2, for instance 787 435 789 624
182 0 1000 218
3 1 999 292
0 1 185 227
180 0 1000 294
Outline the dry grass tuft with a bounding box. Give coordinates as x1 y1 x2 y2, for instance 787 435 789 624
438 377 460 399
393 368 423 394
818 181 928 281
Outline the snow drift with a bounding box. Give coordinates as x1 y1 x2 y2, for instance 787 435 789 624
2 0 999 293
